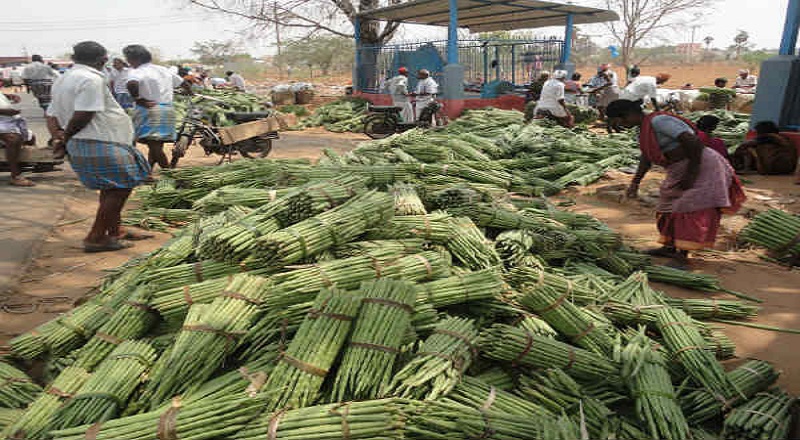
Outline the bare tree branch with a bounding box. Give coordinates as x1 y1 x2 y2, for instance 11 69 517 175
604 0 714 67
187 0 400 44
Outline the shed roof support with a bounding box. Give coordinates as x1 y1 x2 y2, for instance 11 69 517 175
448 0 459 64
780 0 800 55
560 12 573 64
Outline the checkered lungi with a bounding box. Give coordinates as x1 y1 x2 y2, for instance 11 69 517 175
132 103 177 142
66 138 151 190
29 79 53 109
114 92 134 109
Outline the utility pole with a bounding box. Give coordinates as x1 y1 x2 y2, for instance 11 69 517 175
274 2 281 56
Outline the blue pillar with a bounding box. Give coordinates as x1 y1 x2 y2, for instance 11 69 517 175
354 17 362 92
561 13 574 64
779 0 800 55
448 0 458 64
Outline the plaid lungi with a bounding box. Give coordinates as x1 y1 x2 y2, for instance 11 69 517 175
132 103 176 142
67 138 150 190
114 92 134 109
29 79 53 109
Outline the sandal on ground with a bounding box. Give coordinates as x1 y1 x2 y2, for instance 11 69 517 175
10 176 35 187
119 230 155 241
645 246 678 258
83 239 134 253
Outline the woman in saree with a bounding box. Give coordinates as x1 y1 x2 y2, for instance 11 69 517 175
605 99 746 268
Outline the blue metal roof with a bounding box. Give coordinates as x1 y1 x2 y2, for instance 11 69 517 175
358 0 618 32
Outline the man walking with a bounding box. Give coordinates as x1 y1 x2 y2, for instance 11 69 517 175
124 44 183 170
22 55 59 113
47 41 151 253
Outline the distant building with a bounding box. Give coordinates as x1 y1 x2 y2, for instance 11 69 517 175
0 56 30 67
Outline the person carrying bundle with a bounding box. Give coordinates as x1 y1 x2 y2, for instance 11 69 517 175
606 99 745 268
732 121 796 175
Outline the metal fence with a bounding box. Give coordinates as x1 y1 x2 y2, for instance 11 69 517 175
356 38 564 93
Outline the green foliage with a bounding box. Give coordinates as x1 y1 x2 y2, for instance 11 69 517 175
275 36 354 76
278 104 310 117
741 50 773 69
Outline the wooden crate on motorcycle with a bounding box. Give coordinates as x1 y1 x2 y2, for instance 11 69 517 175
218 114 297 145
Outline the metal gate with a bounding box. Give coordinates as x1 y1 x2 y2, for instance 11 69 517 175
356 38 564 94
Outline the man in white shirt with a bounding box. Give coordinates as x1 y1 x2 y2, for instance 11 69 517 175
47 41 150 252
124 44 183 170
532 70 573 127
733 69 757 92
107 58 133 109
226 71 246 91
22 55 60 113
413 69 439 122
621 67 670 110
385 67 414 123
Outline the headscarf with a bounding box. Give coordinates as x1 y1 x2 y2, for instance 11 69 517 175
639 111 697 166
553 70 568 80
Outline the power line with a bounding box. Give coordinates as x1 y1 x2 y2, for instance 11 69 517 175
0 17 221 32
0 13 209 26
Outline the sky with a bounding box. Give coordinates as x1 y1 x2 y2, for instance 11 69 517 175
0 0 791 60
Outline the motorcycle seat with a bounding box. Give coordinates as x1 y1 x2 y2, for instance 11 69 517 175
226 112 273 123
368 105 401 113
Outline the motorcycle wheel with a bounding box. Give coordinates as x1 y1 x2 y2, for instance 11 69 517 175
363 114 396 139
239 136 273 159
170 134 192 168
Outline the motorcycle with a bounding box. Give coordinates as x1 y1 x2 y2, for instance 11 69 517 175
363 97 448 140
170 95 279 168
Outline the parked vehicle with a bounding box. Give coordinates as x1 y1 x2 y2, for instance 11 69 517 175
363 98 448 139
171 95 279 167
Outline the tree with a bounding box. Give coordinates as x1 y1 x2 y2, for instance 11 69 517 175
275 36 354 77
185 0 401 46
602 0 715 67
733 30 750 59
190 39 245 66
741 50 773 69
703 36 714 51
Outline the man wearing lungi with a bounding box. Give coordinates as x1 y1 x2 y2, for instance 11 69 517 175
123 44 183 171
47 41 151 253
606 99 746 269
22 55 60 114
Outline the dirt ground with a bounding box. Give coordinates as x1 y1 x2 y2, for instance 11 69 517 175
4 128 800 397
568 169 800 395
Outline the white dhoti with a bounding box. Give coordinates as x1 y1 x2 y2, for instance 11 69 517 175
392 96 414 123
533 103 568 118
415 96 435 122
